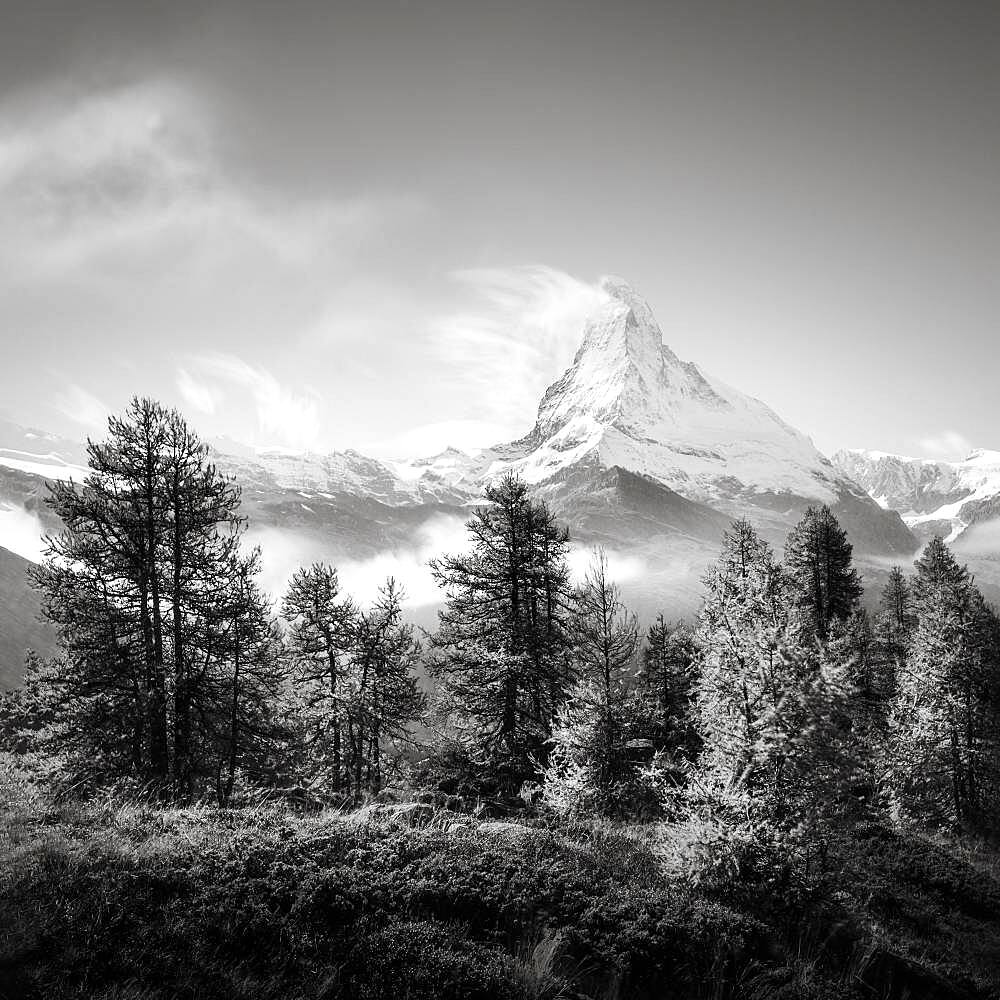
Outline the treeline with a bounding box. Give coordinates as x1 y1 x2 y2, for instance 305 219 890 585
3 397 1000 838
1 399 423 804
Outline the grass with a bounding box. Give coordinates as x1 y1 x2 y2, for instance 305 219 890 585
2 759 999 1000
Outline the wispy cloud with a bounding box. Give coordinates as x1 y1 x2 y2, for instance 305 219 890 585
0 77 431 449
53 384 109 430
0 79 412 281
918 431 973 460
428 265 609 435
176 367 218 415
190 354 322 451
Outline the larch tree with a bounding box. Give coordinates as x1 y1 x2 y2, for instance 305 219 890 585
345 578 425 798
693 519 861 827
281 563 358 794
875 566 916 681
428 472 573 786
542 550 644 816
636 615 699 761
32 397 276 800
887 538 1000 828
783 505 863 641
215 560 288 805
572 548 639 705
694 519 795 798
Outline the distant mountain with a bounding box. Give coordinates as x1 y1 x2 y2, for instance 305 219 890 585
221 277 915 553
0 416 89 484
0 277 921 686
833 448 1000 545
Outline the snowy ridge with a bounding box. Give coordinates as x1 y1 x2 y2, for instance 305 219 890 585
833 448 1000 543
0 449 89 482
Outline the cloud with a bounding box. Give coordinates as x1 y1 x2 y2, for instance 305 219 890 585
918 431 973 460
0 79 412 280
0 504 44 562
567 545 646 587
428 265 609 436
53 384 109 429
247 515 471 609
176 367 219 415
0 80 214 276
191 354 322 451
339 516 473 609
245 518 656 625
365 419 512 458
953 518 1000 558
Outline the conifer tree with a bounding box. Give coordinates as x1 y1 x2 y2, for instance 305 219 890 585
281 563 358 793
571 548 639 704
888 538 1000 827
541 550 642 815
215 562 289 805
31 397 275 799
831 608 894 724
428 473 573 785
693 519 862 826
636 615 699 759
346 578 425 797
875 566 916 678
694 519 796 797
783 505 862 641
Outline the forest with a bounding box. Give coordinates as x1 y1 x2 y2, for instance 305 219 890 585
2 397 1000 1000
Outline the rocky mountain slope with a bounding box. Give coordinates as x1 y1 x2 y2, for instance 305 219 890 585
833 448 1000 546
0 544 55 689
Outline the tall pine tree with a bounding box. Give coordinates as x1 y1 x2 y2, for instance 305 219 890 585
541 550 644 816
428 473 573 786
32 397 277 800
887 538 1000 827
636 615 699 760
693 519 861 826
281 563 358 794
784 505 862 641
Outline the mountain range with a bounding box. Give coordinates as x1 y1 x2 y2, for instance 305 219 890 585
5 276 981 687
833 448 1000 545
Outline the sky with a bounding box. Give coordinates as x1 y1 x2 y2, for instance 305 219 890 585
1 0 998 462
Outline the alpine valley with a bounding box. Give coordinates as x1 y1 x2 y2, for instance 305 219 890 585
0 278 951 687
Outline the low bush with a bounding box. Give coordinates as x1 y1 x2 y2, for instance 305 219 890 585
2 777 998 1000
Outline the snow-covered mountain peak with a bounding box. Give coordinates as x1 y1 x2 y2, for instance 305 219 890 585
534 279 727 446
480 277 873 511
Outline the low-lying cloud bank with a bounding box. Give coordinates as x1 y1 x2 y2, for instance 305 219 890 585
0 505 44 562
247 516 649 611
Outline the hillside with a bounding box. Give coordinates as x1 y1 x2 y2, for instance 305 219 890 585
2 768 999 1000
0 547 53 689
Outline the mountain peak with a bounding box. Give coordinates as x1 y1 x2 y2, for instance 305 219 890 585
597 274 658 323
581 276 665 366
505 275 862 510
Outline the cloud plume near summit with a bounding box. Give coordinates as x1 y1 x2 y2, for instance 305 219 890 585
424 266 610 447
